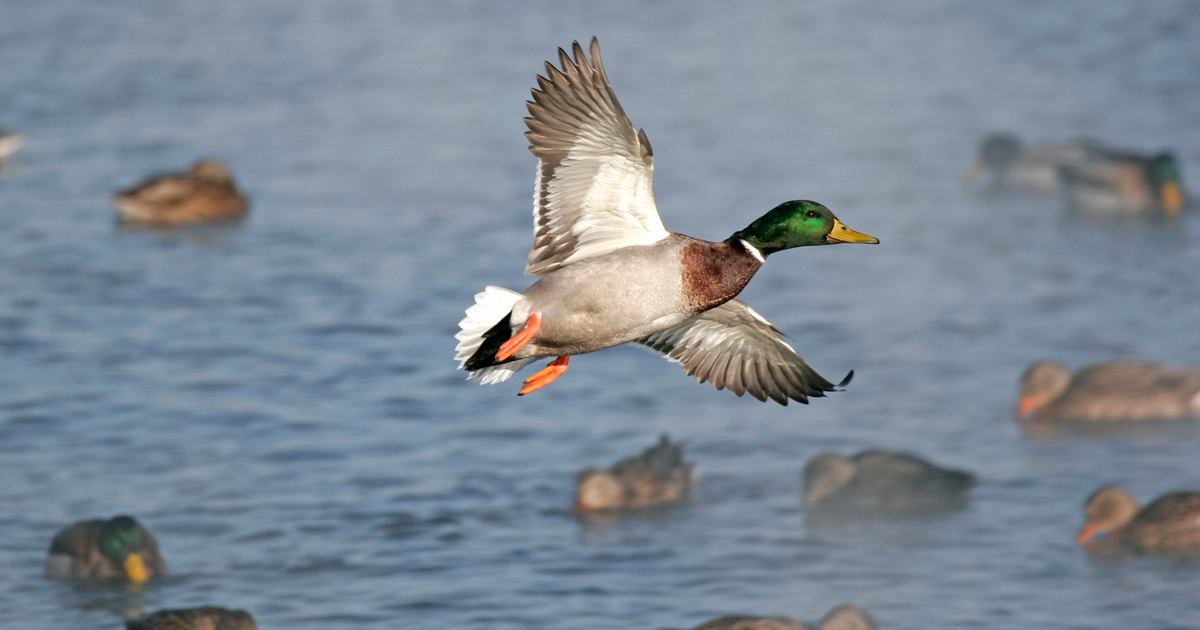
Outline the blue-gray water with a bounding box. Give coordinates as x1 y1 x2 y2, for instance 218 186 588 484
3 2 1200 628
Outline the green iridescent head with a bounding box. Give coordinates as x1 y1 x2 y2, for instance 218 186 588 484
733 200 878 256
98 516 146 563
98 515 155 584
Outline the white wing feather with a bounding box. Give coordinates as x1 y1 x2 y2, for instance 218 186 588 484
524 38 669 276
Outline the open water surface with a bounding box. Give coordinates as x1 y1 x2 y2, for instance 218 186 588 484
3 2 1200 628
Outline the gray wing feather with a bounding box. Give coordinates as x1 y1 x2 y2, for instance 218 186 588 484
634 300 841 405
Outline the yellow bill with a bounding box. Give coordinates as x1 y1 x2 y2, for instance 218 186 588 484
1161 181 1184 214
826 219 880 244
124 553 149 585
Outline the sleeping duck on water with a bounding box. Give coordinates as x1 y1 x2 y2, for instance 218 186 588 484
454 39 877 404
114 160 248 226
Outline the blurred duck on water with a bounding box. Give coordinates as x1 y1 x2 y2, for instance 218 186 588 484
45 516 165 586
454 38 877 403
803 450 974 517
967 132 1099 193
126 607 257 630
967 132 1189 216
114 160 248 226
576 435 694 511
0 128 20 161
1077 486 1200 555
1018 361 1200 423
1058 150 1187 217
692 604 877 630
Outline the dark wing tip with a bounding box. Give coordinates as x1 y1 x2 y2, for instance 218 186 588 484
637 128 653 162
836 370 854 389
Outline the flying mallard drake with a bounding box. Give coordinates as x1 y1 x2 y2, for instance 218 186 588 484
454 39 877 404
45 515 166 586
114 159 248 226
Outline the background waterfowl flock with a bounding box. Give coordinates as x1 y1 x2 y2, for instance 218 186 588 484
4 4 1200 629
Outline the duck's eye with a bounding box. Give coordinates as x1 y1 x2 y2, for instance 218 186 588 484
805 210 819 218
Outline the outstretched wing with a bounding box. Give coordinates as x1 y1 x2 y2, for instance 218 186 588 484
634 300 850 405
524 38 669 276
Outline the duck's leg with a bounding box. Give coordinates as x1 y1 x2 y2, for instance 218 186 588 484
496 313 541 361
518 356 570 395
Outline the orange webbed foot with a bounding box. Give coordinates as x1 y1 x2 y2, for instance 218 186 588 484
496 313 542 361
518 356 570 396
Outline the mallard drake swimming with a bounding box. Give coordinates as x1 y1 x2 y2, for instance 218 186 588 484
576 434 694 511
114 160 248 226
0 128 21 161
967 132 1099 193
126 607 257 630
1077 486 1200 555
1058 150 1187 216
693 604 877 630
803 450 974 515
1018 361 1200 422
45 515 166 586
454 39 877 403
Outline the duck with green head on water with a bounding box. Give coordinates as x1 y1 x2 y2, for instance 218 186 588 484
45 515 166 586
1058 150 1188 217
455 39 877 404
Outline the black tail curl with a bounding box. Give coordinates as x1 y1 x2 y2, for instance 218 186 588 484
464 313 514 372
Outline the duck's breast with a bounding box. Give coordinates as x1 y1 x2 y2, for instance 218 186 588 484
517 237 693 355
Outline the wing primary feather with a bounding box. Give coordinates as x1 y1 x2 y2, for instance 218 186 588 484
637 129 653 162
631 300 850 405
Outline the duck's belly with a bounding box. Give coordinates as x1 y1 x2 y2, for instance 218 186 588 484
514 245 692 357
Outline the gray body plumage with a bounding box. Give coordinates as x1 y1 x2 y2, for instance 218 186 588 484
803 450 975 516
511 236 690 357
454 39 853 405
971 133 1099 193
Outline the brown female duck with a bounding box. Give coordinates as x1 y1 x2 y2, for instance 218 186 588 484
1018 361 1200 422
114 160 248 225
1077 486 1200 555
576 435 694 511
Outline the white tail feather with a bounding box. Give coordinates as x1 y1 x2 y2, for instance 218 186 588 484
454 286 531 383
